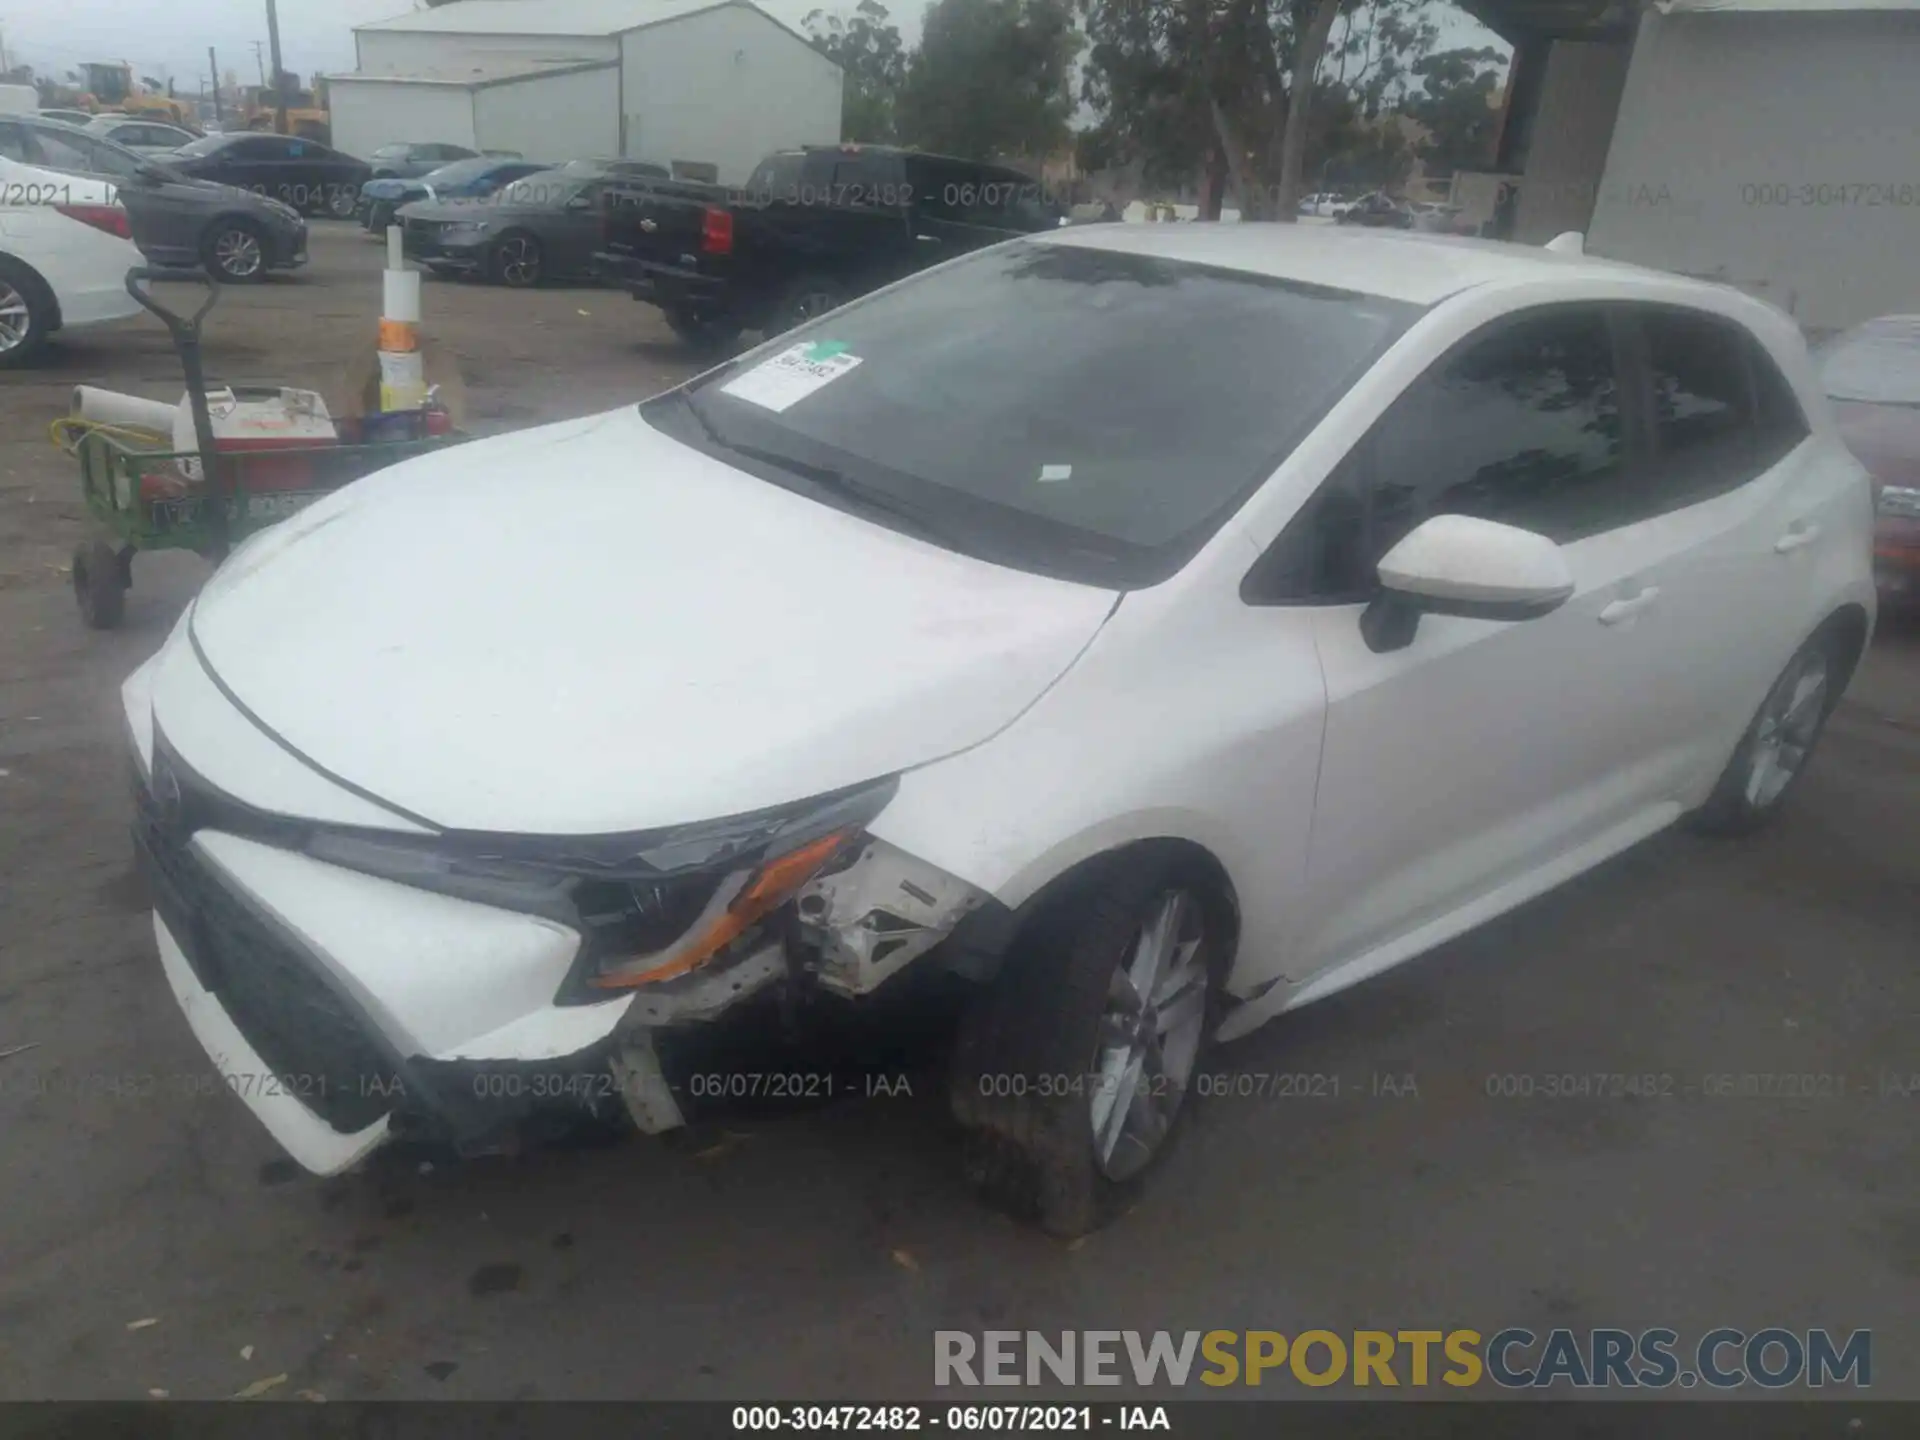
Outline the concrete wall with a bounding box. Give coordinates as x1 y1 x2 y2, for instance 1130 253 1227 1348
1511 39 1632 244
473 67 620 164
329 82 476 161
1588 8 1920 331
356 30 618 78
622 5 840 181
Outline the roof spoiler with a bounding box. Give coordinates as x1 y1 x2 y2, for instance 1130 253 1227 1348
1544 231 1585 255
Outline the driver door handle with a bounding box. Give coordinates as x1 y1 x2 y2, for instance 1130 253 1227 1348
1598 587 1661 625
1775 521 1822 554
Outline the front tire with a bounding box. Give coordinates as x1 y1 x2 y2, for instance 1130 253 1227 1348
203 219 268 283
771 273 845 335
1691 632 1841 835
951 852 1225 1237
490 232 542 288
0 257 54 369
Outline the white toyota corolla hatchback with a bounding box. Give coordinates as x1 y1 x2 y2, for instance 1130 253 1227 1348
124 224 1875 1234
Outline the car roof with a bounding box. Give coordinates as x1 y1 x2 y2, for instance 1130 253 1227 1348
1036 223 1727 310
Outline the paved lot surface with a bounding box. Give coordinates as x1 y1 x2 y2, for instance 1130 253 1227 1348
1 224 1917 1402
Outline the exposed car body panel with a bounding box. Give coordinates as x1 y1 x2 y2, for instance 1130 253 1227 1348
187 407 1121 834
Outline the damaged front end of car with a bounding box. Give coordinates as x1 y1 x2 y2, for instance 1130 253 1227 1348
305 774 1000 1152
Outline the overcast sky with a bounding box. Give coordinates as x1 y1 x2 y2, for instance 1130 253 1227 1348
1 0 1501 98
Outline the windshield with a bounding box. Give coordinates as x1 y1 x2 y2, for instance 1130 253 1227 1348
1816 318 1920 407
372 144 409 159
646 238 1418 587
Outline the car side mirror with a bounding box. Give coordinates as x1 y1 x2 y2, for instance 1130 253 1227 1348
1359 513 1574 654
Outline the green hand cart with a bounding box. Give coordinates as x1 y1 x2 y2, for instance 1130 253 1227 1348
65 266 461 629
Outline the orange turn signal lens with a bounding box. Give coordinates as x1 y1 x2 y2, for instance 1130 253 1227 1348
588 830 849 990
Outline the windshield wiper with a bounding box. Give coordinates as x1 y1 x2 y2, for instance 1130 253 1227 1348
673 392 968 551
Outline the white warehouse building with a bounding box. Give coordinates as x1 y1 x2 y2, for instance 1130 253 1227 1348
329 0 842 182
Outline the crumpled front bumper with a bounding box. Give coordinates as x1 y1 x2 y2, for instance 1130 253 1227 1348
124 628 998 1176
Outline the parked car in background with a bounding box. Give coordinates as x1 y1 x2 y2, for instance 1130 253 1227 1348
1297 192 1353 218
123 225 1873 1233
85 116 200 157
1339 191 1415 228
0 115 306 284
398 168 606 286
0 135 142 366
166 133 370 218
368 142 481 179
596 144 1065 348
1815 315 1920 605
36 108 97 128
356 156 550 233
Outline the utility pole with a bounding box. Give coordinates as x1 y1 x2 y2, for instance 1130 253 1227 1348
264 0 289 135
208 47 224 123
252 41 266 87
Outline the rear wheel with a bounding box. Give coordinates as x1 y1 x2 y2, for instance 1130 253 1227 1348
662 305 743 353
203 219 268 283
0 258 54 370
1691 631 1841 835
951 852 1225 1237
490 232 542 288
771 273 845 335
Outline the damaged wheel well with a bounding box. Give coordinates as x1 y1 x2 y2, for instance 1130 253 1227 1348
998 838 1241 984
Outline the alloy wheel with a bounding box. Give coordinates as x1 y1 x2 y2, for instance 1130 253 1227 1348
1744 648 1830 809
1089 889 1209 1182
214 229 263 279
0 281 30 355
329 187 357 218
498 237 540 286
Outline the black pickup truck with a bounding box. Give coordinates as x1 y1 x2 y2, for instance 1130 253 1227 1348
594 144 1065 347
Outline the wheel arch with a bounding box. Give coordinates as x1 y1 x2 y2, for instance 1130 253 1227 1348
1812 600 1871 699
0 250 62 332
987 834 1243 993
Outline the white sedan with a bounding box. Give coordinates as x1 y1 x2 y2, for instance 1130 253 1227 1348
123 224 1875 1233
0 125 142 366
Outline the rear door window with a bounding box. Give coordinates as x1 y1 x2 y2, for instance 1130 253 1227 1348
1631 306 1771 505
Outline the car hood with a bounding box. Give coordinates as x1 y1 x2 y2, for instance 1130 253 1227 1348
185 407 1119 835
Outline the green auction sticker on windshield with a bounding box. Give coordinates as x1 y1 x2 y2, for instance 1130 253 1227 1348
720 341 863 412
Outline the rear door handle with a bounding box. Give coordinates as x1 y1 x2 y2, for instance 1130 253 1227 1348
1775 521 1822 554
1598 587 1661 625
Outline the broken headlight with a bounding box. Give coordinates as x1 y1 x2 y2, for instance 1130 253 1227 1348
304 775 899 1000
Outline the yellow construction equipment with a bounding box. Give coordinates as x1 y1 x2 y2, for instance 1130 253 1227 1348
78 63 197 128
